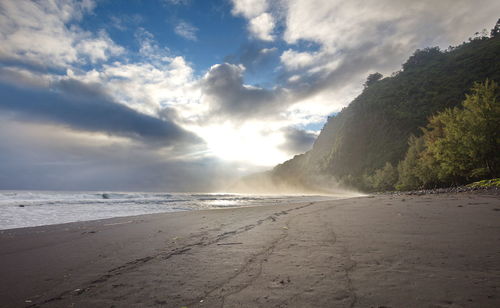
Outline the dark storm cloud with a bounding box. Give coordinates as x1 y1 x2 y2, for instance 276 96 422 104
201 63 286 119
0 79 202 147
279 127 317 154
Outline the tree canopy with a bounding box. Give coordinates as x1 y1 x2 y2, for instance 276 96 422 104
395 80 500 190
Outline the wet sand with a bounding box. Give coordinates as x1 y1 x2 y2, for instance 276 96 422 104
1 193 499 308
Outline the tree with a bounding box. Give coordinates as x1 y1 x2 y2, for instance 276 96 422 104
370 162 398 191
363 72 383 88
398 80 500 188
455 80 499 177
491 18 500 37
396 135 425 190
425 108 473 183
425 80 500 181
402 47 442 71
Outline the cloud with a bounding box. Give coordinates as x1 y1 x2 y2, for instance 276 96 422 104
0 66 52 88
280 49 321 71
279 0 500 83
282 0 499 48
75 30 125 63
163 0 191 5
0 79 201 147
279 127 317 154
224 44 277 72
174 21 198 41
135 28 172 62
229 0 499 114
231 0 268 18
67 33 199 118
0 119 229 192
230 0 275 41
201 63 285 119
248 13 275 41
109 14 143 31
0 0 123 68
234 0 500 128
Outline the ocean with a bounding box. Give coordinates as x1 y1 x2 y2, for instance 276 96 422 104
0 190 345 230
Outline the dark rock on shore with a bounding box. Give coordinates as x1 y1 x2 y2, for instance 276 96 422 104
383 185 500 196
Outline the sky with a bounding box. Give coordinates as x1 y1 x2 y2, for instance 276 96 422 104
0 0 499 192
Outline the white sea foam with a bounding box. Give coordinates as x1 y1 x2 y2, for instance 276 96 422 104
0 190 342 230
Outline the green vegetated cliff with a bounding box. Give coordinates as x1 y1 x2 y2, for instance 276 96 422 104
271 24 500 192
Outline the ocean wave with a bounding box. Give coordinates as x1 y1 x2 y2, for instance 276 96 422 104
0 190 338 230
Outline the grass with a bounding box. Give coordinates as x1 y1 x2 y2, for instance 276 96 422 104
466 178 500 188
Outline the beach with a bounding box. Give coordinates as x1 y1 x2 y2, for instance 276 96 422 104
1 193 499 308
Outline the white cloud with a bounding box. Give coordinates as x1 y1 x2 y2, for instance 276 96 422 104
231 0 268 18
0 0 123 68
230 0 275 41
75 30 125 63
174 21 198 41
109 14 143 31
70 56 199 117
280 49 319 71
0 11 199 123
6 23 204 141
248 13 275 41
284 0 499 48
135 28 172 62
163 0 190 5
281 0 500 71
260 47 277 54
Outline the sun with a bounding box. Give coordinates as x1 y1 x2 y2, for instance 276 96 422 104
193 121 290 166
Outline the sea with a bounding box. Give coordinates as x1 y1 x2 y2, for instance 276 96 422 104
0 190 347 230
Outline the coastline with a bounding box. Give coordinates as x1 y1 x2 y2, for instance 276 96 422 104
0 192 347 231
1 193 499 307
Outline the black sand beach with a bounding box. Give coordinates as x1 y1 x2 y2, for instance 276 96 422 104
1 193 499 307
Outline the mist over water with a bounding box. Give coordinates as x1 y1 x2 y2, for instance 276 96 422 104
226 171 363 197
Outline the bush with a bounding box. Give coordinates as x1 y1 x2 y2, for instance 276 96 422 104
396 79 500 189
369 162 398 191
396 135 425 190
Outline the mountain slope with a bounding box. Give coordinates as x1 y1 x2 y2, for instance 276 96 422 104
271 33 500 191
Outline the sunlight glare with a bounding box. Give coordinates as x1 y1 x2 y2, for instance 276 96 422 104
195 122 290 166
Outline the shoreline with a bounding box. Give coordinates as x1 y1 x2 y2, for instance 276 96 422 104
0 192 353 231
0 199 327 233
1 193 499 307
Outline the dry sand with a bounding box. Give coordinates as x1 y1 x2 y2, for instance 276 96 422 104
0 193 499 308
